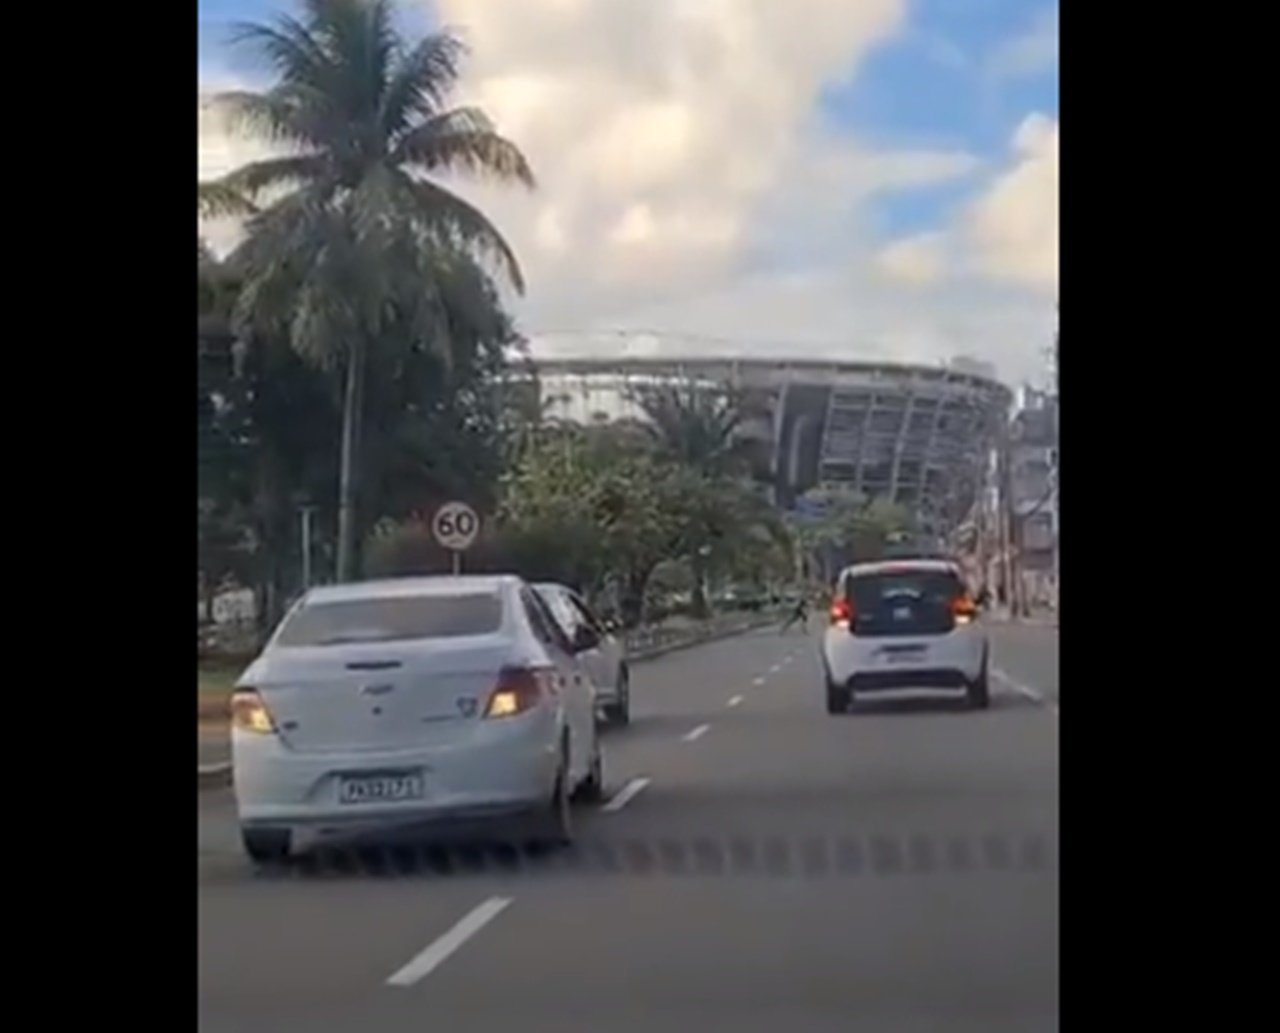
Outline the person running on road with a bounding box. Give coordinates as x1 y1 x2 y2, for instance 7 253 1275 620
781 596 809 634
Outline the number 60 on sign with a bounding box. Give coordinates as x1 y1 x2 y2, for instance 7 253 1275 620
432 501 480 552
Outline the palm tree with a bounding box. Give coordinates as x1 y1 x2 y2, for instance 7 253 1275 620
629 378 746 477
203 0 534 580
627 379 756 615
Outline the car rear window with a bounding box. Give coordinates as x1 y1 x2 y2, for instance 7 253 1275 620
845 568 965 608
273 593 504 646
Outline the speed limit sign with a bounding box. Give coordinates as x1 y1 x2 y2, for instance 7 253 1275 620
432 501 480 552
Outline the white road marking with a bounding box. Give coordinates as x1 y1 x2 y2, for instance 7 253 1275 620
751 676 766 686
992 667 1059 716
602 776 651 813
683 723 711 742
386 897 512 988
769 664 783 674
727 694 743 708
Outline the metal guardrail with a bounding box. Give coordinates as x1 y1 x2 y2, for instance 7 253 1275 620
199 609 784 788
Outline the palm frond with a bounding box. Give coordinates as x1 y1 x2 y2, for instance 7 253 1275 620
394 173 525 292
394 108 535 187
379 32 468 134
198 181 259 219
212 89 324 149
229 16 333 94
304 0 398 121
219 155 328 198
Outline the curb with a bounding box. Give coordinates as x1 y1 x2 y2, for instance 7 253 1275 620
197 614 781 791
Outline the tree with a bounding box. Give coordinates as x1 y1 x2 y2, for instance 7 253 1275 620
791 488 916 582
628 379 755 615
629 379 747 478
206 0 534 580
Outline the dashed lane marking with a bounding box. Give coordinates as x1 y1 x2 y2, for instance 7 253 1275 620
602 777 651 813
386 897 512 988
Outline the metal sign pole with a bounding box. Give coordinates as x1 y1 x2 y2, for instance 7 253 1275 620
452 550 461 576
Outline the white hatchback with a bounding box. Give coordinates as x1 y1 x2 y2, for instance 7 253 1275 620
820 560 990 713
230 575 603 863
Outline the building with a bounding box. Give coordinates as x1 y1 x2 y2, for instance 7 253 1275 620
1006 388 1059 608
526 352 1014 538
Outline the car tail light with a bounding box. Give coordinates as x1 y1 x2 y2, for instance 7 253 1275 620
484 666 552 719
830 598 854 628
230 689 276 735
952 596 977 624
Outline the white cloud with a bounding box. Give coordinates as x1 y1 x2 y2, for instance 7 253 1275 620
198 0 1058 385
963 113 1059 291
876 233 947 285
986 6 1059 82
876 112 1058 296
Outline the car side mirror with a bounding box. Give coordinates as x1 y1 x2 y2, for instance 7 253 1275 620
572 625 600 652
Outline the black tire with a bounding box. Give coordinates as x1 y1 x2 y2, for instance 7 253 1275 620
241 827 291 864
967 651 991 710
572 737 605 804
530 748 573 848
825 675 850 715
603 669 630 726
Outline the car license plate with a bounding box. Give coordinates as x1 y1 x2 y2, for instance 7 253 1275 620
882 646 925 665
339 772 425 805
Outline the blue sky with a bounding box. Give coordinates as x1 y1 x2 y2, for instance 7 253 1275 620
199 1 1059 383
199 0 1057 244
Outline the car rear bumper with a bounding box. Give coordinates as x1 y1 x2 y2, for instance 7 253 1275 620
845 667 970 700
822 627 986 688
232 731 558 831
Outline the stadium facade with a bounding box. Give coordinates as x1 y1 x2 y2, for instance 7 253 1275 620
526 353 1014 537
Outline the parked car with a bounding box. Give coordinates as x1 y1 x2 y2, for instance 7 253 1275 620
533 583 630 726
821 559 990 713
229 575 603 863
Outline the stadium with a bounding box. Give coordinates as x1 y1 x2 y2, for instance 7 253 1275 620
526 347 1014 538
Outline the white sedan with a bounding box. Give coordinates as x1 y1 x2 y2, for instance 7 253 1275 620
533 583 630 726
230 575 604 863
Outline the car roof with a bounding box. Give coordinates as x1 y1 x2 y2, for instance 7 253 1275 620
304 575 521 605
838 559 962 580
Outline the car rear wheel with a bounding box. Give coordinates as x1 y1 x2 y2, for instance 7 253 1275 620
529 750 573 849
967 651 991 710
825 675 850 715
572 738 605 804
241 826 292 865
603 669 630 726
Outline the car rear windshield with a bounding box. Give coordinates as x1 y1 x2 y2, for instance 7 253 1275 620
845 569 965 609
841 568 967 637
273 593 504 647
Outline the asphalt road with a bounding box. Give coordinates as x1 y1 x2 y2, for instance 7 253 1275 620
198 622 1058 1032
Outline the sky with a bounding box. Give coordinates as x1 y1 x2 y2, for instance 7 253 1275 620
198 0 1059 387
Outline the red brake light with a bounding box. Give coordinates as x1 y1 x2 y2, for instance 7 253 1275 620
952 596 977 622
830 598 853 626
484 666 552 718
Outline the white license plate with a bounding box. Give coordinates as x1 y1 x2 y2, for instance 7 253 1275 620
883 649 926 665
339 773 425 805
